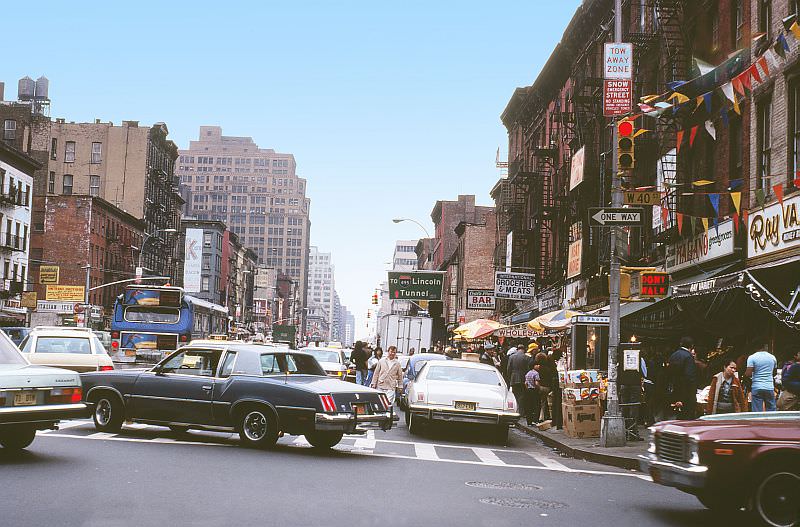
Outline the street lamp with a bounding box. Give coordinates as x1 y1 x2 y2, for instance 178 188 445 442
392 218 431 239
137 228 177 272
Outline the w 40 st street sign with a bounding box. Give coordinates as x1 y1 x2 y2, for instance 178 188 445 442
589 207 644 226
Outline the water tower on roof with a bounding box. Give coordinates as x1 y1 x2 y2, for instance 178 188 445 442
18 76 35 101
17 75 50 116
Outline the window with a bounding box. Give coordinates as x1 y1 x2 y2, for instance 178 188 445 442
48 172 55 193
63 174 74 195
34 337 92 355
123 306 180 324
65 141 76 162
260 353 324 376
160 349 222 377
3 120 16 141
202 276 210 291
757 96 773 193
759 0 772 39
203 232 212 247
202 254 211 270
219 352 238 377
89 175 100 196
51 138 57 160
91 142 102 164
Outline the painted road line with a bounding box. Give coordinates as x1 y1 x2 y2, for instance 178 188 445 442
353 430 376 450
472 448 505 466
532 453 572 472
86 432 116 440
414 442 439 461
292 436 311 447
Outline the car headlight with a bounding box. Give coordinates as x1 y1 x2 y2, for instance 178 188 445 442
648 439 656 454
687 438 700 465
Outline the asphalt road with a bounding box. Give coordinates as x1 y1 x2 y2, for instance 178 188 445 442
1 417 755 527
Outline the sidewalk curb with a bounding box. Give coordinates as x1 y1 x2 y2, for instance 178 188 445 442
515 423 642 470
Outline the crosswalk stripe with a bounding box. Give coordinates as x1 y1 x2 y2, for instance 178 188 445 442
414 442 439 460
292 436 311 447
531 453 571 471
472 447 505 465
86 432 115 439
353 430 376 450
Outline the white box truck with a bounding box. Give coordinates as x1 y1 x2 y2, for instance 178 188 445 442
378 314 432 355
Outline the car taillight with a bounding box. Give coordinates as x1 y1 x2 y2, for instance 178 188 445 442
48 387 82 404
111 331 119 339
180 334 189 342
319 394 336 412
99 365 114 371
111 341 119 349
507 399 515 410
417 392 425 402
378 393 391 410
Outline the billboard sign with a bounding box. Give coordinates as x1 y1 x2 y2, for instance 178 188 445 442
39 266 60 285
569 146 585 191
666 219 735 273
388 271 444 301
45 285 85 302
494 272 535 300
183 228 203 293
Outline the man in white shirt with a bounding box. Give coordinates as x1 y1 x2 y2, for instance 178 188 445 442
371 345 403 404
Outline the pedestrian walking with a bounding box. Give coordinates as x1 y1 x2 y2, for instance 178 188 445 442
746 340 778 412
524 362 541 425
777 347 800 411
666 336 698 419
366 347 383 386
549 349 564 429
533 348 554 422
706 360 745 415
351 341 370 386
507 343 533 422
371 345 403 405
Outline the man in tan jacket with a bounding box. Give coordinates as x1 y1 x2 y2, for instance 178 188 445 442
371 345 403 404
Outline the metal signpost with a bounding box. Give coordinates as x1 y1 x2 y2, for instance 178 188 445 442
601 0 627 447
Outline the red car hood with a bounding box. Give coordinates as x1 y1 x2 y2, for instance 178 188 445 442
655 413 800 442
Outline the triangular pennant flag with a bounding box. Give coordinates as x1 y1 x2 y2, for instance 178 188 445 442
705 120 716 140
773 37 787 59
666 81 687 91
661 206 669 227
689 125 699 147
709 194 720 216
732 213 740 233
676 213 684 235
758 56 770 77
729 179 744 190
721 82 736 103
638 103 656 113
791 21 800 40
733 76 745 96
784 14 798 32
773 183 784 205
676 130 684 154
739 69 753 91
694 57 715 76
695 95 704 110
701 217 709 234
641 94 660 104
721 106 729 128
743 209 749 226
704 92 713 114
753 32 770 55
668 92 690 104
733 95 741 115
693 179 714 186
795 174 800 188
730 191 742 214
780 32 790 51
750 64 763 84
755 188 766 208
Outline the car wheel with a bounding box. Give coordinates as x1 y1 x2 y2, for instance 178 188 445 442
752 465 800 527
494 425 509 445
169 426 189 434
0 426 36 450
238 408 279 449
305 431 344 449
93 395 124 433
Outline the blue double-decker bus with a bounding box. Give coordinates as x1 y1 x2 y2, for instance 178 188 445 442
110 285 228 364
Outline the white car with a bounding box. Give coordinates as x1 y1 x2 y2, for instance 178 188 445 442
19 326 114 373
299 347 352 381
405 360 519 443
0 331 88 450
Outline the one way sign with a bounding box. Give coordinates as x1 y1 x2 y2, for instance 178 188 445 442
589 207 643 226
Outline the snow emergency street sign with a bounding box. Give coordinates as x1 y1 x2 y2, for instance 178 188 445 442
589 207 644 226
603 79 632 116
604 43 632 79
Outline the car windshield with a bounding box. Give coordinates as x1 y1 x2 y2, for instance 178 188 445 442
302 349 341 364
261 353 326 376
35 337 92 355
124 306 181 324
0 332 26 364
425 365 501 385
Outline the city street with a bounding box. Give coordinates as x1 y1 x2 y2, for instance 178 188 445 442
1 415 749 527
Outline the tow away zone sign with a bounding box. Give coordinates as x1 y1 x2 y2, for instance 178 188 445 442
494 272 535 300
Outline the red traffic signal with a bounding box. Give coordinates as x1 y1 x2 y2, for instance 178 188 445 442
618 120 634 137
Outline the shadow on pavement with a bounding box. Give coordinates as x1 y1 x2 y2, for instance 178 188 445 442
0 448 73 466
645 506 754 527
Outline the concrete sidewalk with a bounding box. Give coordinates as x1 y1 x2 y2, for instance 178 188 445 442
515 421 649 470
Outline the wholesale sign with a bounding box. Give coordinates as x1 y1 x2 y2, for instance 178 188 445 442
466 289 495 310
183 228 203 293
494 272 535 300
388 271 444 301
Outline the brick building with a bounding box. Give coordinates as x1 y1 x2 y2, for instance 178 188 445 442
30 195 143 326
450 211 497 326
430 195 493 270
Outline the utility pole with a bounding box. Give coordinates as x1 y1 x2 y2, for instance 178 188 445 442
83 264 91 328
600 0 627 447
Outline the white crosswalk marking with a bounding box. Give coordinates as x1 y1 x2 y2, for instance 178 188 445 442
86 432 115 440
353 430 376 450
292 435 311 447
414 442 439 460
531 453 571 471
56 419 91 430
472 447 505 466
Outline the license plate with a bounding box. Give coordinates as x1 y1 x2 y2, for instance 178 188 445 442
454 401 476 411
351 403 367 415
14 392 37 406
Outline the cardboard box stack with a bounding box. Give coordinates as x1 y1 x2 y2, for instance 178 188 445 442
559 369 602 438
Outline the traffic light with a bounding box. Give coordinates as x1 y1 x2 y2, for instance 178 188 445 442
367 310 371 319
617 118 635 170
371 293 378 305
640 271 670 298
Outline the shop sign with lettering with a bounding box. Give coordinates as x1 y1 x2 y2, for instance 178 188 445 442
748 194 800 259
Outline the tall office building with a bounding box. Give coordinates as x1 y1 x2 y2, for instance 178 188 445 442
176 126 311 330
306 246 334 340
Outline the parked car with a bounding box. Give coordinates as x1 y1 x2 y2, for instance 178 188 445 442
639 411 800 527
1 327 30 347
399 353 449 410
80 342 395 449
0 331 88 450
405 359 518 443
299 346 353 382
19 327 114 373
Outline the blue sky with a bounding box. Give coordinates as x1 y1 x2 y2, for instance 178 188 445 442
4 1 580 337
